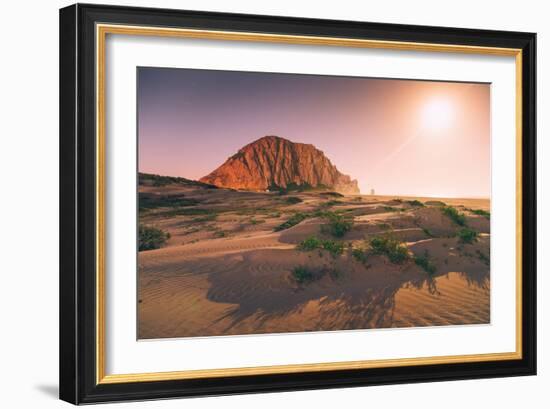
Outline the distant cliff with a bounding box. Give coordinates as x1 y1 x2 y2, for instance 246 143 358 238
199 135 360 195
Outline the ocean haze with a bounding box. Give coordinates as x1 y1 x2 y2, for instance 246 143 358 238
138 67 490 198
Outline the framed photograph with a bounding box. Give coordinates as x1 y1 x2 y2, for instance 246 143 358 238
59 3 536 404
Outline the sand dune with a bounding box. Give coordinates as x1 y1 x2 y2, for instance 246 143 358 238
138 183 490 339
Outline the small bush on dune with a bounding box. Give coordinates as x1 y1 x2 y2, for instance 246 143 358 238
285 196 303 205
457 227 479 244
297 236 323 251
441 206 466 226
406 200 425 207
369 236 410 264
469 208 491 219
321 239 345 257
274 212 309 231
414 251 437 275
139 225 170 251
297 236 344 257
324 191 344 198
292 266 315 284
322 212 353 237
352 248 369 264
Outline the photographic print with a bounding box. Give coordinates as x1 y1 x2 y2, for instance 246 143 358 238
137 67 491 339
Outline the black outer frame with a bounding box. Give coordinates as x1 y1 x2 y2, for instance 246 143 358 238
59 3 536 405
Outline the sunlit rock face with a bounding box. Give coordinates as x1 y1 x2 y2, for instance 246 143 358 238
199 135 360 195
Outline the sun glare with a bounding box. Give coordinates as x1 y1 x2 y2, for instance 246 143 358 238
421 98 455 131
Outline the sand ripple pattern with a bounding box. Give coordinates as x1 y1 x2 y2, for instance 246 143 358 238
139 246 489 339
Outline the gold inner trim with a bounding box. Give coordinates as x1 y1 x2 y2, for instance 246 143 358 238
95 23 523 385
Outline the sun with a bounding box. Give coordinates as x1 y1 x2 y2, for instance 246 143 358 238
421 98 455 131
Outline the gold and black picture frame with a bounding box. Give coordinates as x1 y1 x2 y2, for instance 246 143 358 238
59 3 536 404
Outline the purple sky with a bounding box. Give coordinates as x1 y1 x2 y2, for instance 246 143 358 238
138 67 490 198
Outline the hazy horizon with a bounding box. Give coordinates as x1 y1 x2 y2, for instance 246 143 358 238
138 67 490 198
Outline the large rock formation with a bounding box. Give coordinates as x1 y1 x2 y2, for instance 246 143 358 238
199 136 360 194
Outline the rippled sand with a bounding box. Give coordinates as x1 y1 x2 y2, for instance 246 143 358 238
138 186 490 339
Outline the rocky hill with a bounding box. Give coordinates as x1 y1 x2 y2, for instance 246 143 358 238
199 136 360 194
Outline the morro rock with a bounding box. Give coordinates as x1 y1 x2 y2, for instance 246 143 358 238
199 136 360 195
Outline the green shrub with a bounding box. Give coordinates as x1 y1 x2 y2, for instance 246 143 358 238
469 208 491 219
321 239 345 257
274 212 309 231
414 252 436 275
214 230 227 238
249 218 265 225
322 212 353 237
285 196 303 205
457 227 478 243
406 200 425 207
138 172 217 188
324 191 344 198
139 225 170 251
352 248 369 264
369 236 410 264
297 236 344 257
297 236 323 251
442 206 466 226
292 266 315 284
320 200 342 208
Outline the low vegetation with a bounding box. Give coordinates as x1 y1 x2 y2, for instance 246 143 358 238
442 206 466 226
468 208 491 219
274 212 309 231
323 191 344 198
139 193 199 211
291 266 316 284
457 227 479 244
284 196 303 205
414 251 437 275
351 247 370 264
297 236 344 257
369 236 410 264
249 218 265 225
406 199 425 207
139 172 217 188
321 212 353 238
291 266 340 284
139 224 170 251
320 200 342 208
